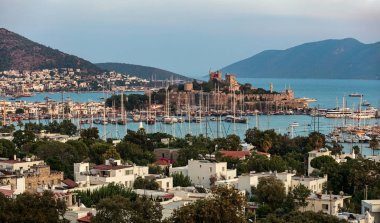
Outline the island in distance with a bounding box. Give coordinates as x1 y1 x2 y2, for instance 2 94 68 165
222 38 380 80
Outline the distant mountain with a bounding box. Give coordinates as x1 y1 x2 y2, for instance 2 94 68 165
0 28 102 74
222 38 380 79
96 62 192 81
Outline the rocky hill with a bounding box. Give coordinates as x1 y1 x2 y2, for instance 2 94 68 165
222 38 380 79
0 28 102 74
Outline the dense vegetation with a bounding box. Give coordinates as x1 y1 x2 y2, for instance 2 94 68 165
0 191 68 223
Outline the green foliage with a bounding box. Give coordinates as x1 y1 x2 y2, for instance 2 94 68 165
0 191 68 223
116 141 156 165
133 177 159 190
12 130 36 148
89 142 113 164
0 124 15 133
32 141 84 179
172 172 192 187
0 139 16 159
80 127 100 145
24 120 77 135
102 147 121 160
291 184 312 210
263 211 348 223
167 185 247 223
213 134 242 151
106 94 149 111
256 176 286 211
74 183 136 207
92 195 162 223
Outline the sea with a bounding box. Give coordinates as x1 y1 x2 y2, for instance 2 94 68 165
3 78 380 156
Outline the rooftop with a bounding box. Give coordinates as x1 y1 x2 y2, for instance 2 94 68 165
362 200 380 205
93 164 132 171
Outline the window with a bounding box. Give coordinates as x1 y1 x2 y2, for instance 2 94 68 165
209 167 212 173
222 167 225 171
200 165 202 168
166 182 169 188
322 204 329 211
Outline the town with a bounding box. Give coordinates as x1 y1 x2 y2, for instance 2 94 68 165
0 117 379 222
0 68 152 97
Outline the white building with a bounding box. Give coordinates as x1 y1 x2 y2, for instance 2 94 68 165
362 200 380 223
74 159 148 188
303 193 350 215
169 159 236 189
291 175 327 194
0 157 44 171
234 171 295 195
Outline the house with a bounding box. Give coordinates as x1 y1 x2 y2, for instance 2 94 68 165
144 174 173 191
154 148 179 163
169 159 236 189
291 175 327 194
235 171 295 195
74 159 148 188
0 158 63 194
362 200 380 223
302 193 351 215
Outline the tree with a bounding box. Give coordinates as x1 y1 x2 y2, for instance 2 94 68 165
369 137 379 156
102 147 121 160
256 176 286 211
292 184 311 211
12 130 36 148
0 191 68 223
92 196 132 223
92 195 162 223
172 172 192 187
0 139 16 159
308 132 325 151
133 177 159 190
263 211 347 223
116 141 156 166
167 185 247 223
74 183 135 207
89 143 113 164
80 127 100 145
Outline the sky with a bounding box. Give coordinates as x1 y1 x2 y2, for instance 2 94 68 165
1 0 379 77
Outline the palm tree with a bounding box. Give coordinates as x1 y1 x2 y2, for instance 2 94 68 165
369 137 379 156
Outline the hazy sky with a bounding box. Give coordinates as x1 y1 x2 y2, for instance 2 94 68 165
1 0 379 76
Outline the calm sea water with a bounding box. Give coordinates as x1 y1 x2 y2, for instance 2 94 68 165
238 78 380 109
10 78 380 156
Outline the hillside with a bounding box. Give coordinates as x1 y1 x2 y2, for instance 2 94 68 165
222 38 380 79
0 28 102 74
96 62 191 81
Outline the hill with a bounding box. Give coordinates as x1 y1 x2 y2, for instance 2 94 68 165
96 62 191 81
0 28 102 74
222 38 380 79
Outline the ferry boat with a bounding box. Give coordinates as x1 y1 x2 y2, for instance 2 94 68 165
325 108 352 118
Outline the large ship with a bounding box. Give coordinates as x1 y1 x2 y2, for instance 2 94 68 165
325 108 352 118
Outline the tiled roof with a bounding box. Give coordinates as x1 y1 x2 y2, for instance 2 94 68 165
78 214 92 223
93 164 131 171
219 150 251 159
62 178 78 188
0 189 14 197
